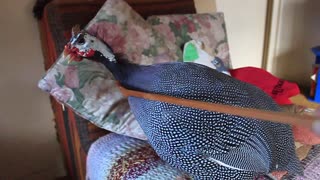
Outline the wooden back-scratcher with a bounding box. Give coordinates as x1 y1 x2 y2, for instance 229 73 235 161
117 83 320 135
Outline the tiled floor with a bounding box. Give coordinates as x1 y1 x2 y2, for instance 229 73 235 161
0 0 66 179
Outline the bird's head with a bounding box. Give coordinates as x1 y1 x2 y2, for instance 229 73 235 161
63 25 116 63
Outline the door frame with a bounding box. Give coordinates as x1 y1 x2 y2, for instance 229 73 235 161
263 0 282 72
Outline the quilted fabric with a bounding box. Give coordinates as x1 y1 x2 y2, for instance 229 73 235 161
38 0 186 140
86 133 191 180
147 13 232 69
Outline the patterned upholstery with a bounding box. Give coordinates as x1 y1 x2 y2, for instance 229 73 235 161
87 133 191 179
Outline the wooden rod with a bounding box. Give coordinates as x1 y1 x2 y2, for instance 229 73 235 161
117 84 320 133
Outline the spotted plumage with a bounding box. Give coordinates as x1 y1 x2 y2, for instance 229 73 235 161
64 31 303 179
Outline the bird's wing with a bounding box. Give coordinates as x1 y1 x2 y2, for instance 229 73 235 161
125 62 273 154
204 133 271 173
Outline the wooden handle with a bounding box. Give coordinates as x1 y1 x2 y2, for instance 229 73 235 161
117 84 320 134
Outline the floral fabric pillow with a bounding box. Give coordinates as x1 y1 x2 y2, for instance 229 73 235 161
147 13 232 69
38 0 184 140
86 0 182 64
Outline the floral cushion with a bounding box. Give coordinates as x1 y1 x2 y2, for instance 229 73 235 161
38 0 184 140
86 0 182 64
147 13 232 69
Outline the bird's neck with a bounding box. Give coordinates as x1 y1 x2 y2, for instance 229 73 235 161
101 58 139 85
90 50 127 81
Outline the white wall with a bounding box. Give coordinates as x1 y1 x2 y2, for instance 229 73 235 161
215 0 268 68
0 0 65 178
267 0 320 87
195 0 268 68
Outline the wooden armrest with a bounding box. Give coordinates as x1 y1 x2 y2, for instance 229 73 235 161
290 94 320 109
52 0 105 5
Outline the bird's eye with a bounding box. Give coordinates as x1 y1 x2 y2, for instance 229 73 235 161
77 38 85 45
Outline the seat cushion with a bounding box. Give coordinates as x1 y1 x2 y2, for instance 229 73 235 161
87 133 191 179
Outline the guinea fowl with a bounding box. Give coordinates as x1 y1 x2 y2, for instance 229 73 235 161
64 29 303 179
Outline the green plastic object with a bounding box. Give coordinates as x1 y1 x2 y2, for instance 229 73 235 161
183 43 199 62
